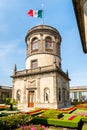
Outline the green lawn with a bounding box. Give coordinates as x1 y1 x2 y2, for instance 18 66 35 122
82 123 87 130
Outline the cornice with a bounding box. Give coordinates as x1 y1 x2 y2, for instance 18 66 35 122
11 67 70 81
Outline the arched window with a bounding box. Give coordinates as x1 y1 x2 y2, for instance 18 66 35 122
31 37 38 50
44 88 50 103
45 36 53 49
16 89 21 102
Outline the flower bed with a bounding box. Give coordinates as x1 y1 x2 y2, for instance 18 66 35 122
16 124 48 130
68 115 76 120
26 109 45 116
0 113 32 129
72 109 87 117
32 110 81 128
0 105 9 111
76 103 87 109
0 107 84 129
32 115 81 128
60 106 76 114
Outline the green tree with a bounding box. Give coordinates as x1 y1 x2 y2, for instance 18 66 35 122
5 98 17 111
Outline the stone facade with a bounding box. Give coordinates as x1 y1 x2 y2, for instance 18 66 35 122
11 25 70 109
0 85 12 104
70 86 87 102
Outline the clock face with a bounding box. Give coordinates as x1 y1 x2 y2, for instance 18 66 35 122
84 1 87 16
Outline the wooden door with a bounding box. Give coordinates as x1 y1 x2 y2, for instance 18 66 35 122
28 91 34 107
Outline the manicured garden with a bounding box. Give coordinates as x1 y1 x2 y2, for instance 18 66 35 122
31 108 81 129
0 103 87 129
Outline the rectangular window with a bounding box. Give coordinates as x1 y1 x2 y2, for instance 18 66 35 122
31 60 38 68
45 42 52 49
32 42 38 50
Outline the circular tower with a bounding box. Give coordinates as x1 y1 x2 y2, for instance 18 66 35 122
25 25 62 70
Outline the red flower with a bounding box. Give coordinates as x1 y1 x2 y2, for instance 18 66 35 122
68 116 76 120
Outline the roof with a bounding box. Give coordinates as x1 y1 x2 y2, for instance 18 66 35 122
25 24 62 43
0 85 12 90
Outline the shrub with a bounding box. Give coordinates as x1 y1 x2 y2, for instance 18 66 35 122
5 98 17 111
71 99 78 106
0 113 32 129
0 113 8 117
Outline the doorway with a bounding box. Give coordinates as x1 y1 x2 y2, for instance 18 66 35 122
28 91 35 107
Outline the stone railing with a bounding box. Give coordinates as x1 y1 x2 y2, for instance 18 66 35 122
14 64 56 77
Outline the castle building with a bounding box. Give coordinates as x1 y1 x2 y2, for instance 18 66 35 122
11 25 70 109
0 85 12 104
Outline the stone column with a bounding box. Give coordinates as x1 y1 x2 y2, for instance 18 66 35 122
37 78 40 103
23 79 27 103
40 33 43 52
26 80 29 107
12 79 15 99
78 91 82 101
53 76 57 103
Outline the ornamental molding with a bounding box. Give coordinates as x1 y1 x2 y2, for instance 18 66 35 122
28 80 36 88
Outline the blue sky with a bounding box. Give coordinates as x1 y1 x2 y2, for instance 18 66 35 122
0 0 87 87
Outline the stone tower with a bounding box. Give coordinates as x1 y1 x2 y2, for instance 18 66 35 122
12 25 70 109
25 25 61 70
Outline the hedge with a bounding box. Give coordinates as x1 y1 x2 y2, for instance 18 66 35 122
0 113 8 117
82 117 87 122
40 109 63 119
32 116 81 128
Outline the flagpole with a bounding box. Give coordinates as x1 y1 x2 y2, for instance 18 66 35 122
42 3 44 25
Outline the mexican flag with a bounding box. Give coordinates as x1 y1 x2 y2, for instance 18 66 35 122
28 9 43 18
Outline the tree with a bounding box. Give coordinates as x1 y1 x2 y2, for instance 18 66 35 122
5 98 17 111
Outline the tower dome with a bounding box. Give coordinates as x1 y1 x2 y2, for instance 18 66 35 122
25 25 62 69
